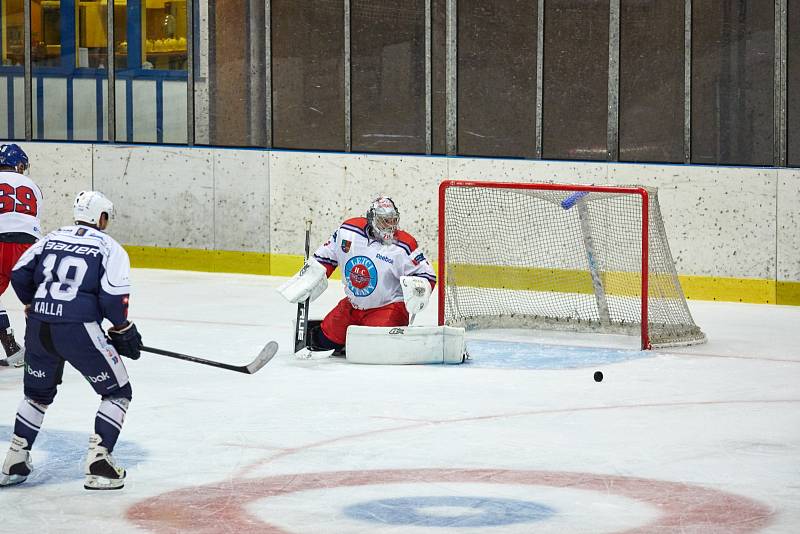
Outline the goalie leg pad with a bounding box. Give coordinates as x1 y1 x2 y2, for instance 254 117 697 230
345 325 466 365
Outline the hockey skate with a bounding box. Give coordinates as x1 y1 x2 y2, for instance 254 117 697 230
0 328 24 368
0 435 32 486
84 434 125 490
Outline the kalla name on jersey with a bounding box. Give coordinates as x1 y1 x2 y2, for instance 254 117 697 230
34 301 63 317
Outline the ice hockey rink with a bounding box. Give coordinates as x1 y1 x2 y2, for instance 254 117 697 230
0 267 798 533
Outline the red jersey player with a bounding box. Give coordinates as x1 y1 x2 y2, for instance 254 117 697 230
0 144 42 368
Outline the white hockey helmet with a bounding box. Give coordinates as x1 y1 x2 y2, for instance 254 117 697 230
366 196 399 242
73 190 114 226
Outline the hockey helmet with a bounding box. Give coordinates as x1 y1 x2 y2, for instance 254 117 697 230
366 196 399 242
74 190 114 226
0 143 29 173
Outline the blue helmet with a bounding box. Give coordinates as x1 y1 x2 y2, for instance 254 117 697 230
0 143 29 171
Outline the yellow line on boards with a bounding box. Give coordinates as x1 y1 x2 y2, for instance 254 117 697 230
123 246 272 276
123 246 800 306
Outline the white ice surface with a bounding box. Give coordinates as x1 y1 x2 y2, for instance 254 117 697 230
0 268 798 533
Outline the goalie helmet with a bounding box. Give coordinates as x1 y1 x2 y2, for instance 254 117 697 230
74 190 114 226
0 144 29 173
366 196 399 243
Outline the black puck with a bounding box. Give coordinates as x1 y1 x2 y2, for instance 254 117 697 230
594 371 603 382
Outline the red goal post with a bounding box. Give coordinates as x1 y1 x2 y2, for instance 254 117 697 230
437 180 706 350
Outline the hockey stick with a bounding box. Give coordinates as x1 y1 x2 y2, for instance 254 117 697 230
294 220 313 353
141 341 278 374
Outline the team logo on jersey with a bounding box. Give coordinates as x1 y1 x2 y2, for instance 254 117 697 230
341 240 352 253
344 256 377 297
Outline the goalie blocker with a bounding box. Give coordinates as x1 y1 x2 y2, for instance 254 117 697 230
345 325 466 365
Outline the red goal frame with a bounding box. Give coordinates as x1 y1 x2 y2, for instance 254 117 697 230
437 180 653 350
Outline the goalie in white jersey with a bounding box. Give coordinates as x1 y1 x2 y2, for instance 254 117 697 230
0 144 42 368
279 197 436 354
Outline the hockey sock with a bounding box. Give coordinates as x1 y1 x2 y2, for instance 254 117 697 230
310 325 344 352
13 398 48 450
94 397 129 452
0 310 18 359
0 309 10 332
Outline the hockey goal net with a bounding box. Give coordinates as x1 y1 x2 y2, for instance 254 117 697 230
437 181 705 349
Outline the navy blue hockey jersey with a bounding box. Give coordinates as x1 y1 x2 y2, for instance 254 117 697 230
11 225 131 326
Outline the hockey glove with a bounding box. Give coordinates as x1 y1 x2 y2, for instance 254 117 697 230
277 258 328 303
108 322 143 360
400 276 432 316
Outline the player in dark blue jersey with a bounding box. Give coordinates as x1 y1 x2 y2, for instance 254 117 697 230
0 191 143 490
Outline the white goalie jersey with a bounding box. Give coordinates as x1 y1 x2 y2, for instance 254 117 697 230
313 217 436 310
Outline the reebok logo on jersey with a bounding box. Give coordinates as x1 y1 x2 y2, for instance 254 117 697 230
376 253 393 264
87 372 110 384
27 367 46 378
389 328 405 335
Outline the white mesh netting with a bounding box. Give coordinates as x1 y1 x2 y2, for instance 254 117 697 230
441 183 706 348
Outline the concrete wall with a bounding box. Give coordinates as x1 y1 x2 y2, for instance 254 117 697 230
23 142 93 227
778 168 800 284
9 143 268 256
4 142 799 302
90 145 270 253
270 151 447 258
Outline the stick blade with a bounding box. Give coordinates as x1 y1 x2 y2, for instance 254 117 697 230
246 341 279 374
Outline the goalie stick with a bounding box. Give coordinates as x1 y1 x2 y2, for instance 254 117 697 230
141 341 278 374
294 220 313 353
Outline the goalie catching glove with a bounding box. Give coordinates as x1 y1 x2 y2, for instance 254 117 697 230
277 258 328 303
108 322 142 360
400 276 432 316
